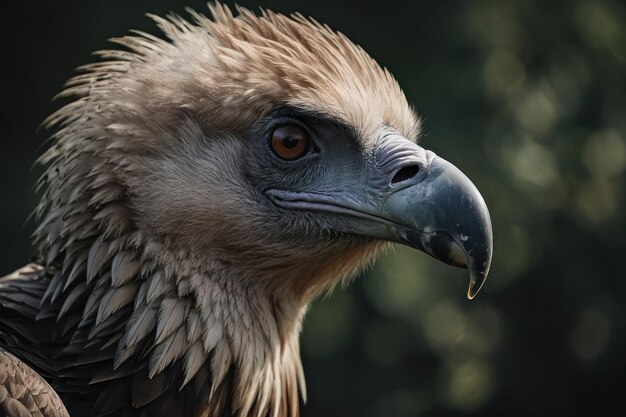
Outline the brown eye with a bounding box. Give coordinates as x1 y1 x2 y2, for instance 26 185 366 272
270 125 309 160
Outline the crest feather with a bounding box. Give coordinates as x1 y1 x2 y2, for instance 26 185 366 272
48 3 420 146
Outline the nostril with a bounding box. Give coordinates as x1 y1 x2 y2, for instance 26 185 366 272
391 164 420 184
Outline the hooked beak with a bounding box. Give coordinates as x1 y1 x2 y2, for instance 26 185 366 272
381 156 493 299
267 144 493 299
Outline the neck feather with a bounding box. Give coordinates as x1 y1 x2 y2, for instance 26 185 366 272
34 153 308 417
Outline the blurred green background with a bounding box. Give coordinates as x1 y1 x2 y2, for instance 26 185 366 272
1 0 624 416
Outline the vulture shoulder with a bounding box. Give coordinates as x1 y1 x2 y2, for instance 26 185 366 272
0 349 69 417
0 265 236 417
0 265 68 417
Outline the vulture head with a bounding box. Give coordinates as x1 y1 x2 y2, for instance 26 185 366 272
6 3 492 417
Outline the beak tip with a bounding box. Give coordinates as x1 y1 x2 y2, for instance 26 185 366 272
467 286 478 300
466 270 488 300
467 282 480 300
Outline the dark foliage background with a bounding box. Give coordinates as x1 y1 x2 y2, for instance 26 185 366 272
1 1 624 416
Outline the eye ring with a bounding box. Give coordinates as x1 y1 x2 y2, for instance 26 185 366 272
270 124 310 161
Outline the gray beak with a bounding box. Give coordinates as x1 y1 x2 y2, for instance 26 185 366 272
266 138 493 299
381 156 493 299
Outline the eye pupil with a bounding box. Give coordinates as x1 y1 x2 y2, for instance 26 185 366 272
282 137 298 149
270 125 310 160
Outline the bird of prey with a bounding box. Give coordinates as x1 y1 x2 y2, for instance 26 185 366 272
0 4 492 417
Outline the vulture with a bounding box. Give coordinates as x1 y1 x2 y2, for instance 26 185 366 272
0 4 492 417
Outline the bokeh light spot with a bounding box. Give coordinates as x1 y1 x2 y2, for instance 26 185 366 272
483 49 526 97
582 130 626 179
444 361 494 410
504 138 558 187
575 178 616 224
423 301 466 349
569 309 611 362
466 2 524 50
364 247 432 318
573 0 625 61
514 87 559 134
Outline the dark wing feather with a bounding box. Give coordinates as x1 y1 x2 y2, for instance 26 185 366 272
1 265 235 417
